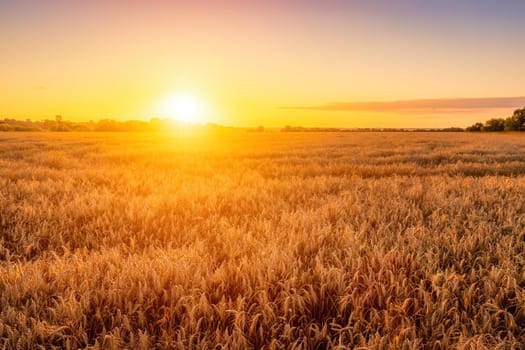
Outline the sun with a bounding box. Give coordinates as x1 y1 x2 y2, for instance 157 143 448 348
160 93 206 124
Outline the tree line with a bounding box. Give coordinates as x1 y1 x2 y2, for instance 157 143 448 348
0 116 235 132
2 107 525 132
466 106 525 132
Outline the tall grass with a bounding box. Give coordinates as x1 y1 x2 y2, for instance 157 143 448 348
1 131 524 349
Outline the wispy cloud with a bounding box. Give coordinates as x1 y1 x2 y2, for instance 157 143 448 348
281 96 525 114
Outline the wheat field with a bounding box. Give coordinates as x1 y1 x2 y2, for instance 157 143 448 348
1 131 524 349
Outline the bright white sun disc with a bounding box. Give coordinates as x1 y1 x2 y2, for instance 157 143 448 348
161 93 205 123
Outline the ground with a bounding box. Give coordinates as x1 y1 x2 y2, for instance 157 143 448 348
1 131 524 349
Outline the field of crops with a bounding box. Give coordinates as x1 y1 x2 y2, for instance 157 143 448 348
1 131 524 349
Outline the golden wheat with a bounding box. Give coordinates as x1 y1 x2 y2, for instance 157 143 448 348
1 131 524 349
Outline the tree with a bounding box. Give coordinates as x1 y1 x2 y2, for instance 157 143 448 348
483 118 505 131
466 122 483 132
504 107 525 131
54 115 68 131
95 119 121 131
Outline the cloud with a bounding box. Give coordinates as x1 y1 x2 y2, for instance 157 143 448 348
281 96 525 114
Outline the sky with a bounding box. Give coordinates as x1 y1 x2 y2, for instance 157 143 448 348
1 0 524 128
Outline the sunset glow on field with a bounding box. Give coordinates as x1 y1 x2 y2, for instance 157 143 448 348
1 1 525 349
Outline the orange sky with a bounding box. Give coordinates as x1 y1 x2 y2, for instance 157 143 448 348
1 0 524 127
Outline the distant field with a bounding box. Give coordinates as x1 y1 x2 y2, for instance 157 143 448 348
1 131 524 349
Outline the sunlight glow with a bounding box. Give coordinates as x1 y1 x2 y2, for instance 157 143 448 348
160 93 206 124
